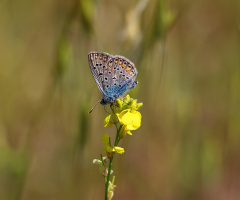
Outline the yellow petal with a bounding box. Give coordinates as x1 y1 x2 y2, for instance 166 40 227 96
127 131 132 135
118 110 141 130
117 109 129 124
113 146 125 154
103 114 111 127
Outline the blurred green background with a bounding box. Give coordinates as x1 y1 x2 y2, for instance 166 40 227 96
1 0 240 199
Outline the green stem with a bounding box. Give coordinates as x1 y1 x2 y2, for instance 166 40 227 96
105 158 113 200
105 105 123 200
105 120 121 199
115 125 122 146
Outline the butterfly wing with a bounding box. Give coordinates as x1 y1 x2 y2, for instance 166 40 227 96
88 52 112 97
102 55 138 100
89 52 138 103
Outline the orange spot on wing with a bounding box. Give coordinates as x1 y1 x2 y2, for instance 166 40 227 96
126 67 131 72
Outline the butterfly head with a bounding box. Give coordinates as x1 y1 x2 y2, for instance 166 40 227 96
100 97 115 105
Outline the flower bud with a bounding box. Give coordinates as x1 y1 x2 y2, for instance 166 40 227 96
112 114 118 124
106 151 114 159
136 103 143 110
123 95 130 103
116 99 122 109
119 125 127 139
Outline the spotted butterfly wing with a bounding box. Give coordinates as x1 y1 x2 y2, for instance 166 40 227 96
88 52 138 104
88 52 112 97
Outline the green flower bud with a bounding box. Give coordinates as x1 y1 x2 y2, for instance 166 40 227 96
112 114 118 124
136 103 143 110
116 99 122 109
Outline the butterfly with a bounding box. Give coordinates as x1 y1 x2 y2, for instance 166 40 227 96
88 52 138 107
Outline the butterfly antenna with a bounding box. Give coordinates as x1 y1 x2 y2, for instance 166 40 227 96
88 100 101 114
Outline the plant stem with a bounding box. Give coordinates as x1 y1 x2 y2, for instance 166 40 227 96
105 157 113 200
105 120 121 199
105 105 123 200
115 125 122 146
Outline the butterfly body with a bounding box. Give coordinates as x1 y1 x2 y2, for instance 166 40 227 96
88 52 138 104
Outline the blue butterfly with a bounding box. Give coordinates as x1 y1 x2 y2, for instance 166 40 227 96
88 52 138 106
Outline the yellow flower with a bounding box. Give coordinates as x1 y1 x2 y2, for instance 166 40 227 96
118 109 141 130
101 134 125 158
113 146 125 154
117 108 142 138
102 95 142 139
103 95 143 130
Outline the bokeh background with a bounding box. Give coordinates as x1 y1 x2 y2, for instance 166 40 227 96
1 0 240 199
